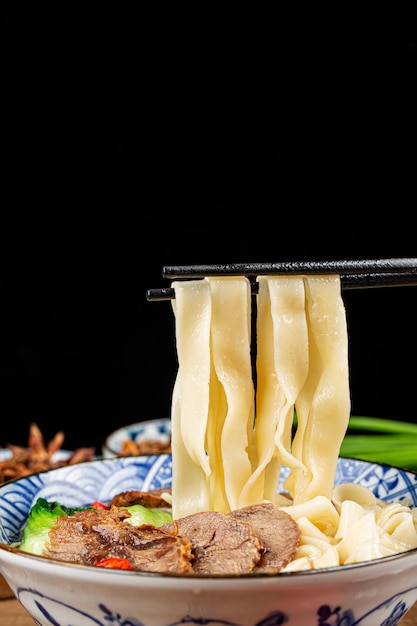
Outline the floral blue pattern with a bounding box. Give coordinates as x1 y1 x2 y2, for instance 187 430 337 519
14 586 417 626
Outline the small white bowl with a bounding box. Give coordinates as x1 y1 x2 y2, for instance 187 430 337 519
102 417 171 457
1 455 417 625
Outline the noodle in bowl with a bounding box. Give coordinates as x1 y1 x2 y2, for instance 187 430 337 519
0 454 417 626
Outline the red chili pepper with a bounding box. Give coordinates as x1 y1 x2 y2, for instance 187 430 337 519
90 501 109 510
94 557 132 570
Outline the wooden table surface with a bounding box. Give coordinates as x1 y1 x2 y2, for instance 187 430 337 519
1 597 417 625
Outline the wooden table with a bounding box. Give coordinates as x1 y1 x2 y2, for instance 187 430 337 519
1 597 417 625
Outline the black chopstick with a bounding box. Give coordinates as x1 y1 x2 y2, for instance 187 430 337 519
147 268 417 301
162 258 417 279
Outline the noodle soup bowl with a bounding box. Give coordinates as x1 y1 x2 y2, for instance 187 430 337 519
0 455 417 626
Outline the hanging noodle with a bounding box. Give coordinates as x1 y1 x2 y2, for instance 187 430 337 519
170 275 417 570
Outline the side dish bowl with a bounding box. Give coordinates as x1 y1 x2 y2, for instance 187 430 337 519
0 455 417 626
102 417 171 457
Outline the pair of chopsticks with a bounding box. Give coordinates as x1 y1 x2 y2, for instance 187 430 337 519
146 258 417 301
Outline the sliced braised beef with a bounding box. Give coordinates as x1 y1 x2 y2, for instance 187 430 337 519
229 502 301 573
108 488 172 509
43 506 193 574
161 511 263 574
41 500 300 575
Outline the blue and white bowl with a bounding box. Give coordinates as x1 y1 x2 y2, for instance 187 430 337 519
102 418 171 458
0 456 417 626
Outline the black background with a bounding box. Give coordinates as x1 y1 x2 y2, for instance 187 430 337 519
1 8 416 453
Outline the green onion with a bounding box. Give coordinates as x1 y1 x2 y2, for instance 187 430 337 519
347 416 417 435
340 416 417 470
341 434 412 451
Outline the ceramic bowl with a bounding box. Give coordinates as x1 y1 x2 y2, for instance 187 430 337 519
0 456 417 626
102 417 171 457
